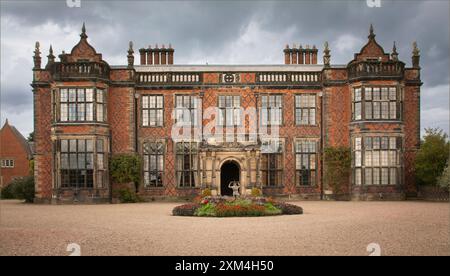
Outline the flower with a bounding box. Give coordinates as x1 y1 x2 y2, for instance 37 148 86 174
201 199 209 205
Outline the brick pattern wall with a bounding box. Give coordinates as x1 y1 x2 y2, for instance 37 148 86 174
33 86 53 200
0 124 31 187
32 28 422 202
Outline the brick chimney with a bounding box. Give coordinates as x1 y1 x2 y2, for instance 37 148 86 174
284 44 291 64
139 44 175 65
284 44 319 65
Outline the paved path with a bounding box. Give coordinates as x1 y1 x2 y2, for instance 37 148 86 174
0 200 448 256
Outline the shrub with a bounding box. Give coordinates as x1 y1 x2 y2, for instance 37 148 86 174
324 147 351 195
115 188 141 203
110 154 141 191
251 187 262 197
195 203 216 216
1 177 35 203
173 203 200 216
273 202 303 215
14 176 35 203
1 183 15 199
415 128 449 186
264 203 283 216
215 202 266 217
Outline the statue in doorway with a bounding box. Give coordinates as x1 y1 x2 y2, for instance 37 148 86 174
228 181 240 198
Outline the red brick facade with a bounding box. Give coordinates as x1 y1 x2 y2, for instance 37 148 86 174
0 120 32 187
32 24 421 203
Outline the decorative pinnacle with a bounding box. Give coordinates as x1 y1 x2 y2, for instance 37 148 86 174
324 41 330 53
369 24 375 39
413 41 420 56
391 41 398 61
128 41 134 54
49 45 53 55
80 22 87 39
34 41 40 54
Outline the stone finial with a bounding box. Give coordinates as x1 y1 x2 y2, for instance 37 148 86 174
169 43 173 49
33 41 41 69
412 41 420 56
323 41 331 67
46 44 55 66
369 24 375 39
128 41 134 53
391 41 399 61
127 41 134 68
80 22 87 39
412 41 420 68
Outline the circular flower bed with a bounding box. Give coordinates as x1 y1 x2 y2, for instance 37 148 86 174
172 196 303 217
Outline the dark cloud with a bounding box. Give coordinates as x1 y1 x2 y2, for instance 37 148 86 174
1 0 448 135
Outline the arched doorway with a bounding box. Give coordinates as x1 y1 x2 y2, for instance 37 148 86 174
220 161 240 196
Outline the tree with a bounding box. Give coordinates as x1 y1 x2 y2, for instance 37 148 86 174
415 128 450 186
324 147 352 196
110 154 142 191
27 131 34 142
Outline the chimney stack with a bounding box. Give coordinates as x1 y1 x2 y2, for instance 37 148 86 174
284 44 291 64
168 44 174 64
139 48 146 65
283 43 318 65
139 44 175 65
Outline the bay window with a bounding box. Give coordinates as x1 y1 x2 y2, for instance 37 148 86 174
353 136 402 186
58 138 107 189
352 86 401 121
59 88 106 122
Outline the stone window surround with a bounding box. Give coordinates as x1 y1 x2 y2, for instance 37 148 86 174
54 86 107 123
351 134 403 187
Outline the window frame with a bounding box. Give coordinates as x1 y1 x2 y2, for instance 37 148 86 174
143 141 165 188
294 139 318 186
217 95 241 127
295 94 317 126
261 139 284 187
260 94 283 126
1 159 15 168
59 138 95 189
142 95 164 127
352 136 402 186
174 95 200 127
58 87 106 123
175 141 199 188
352 86 401 121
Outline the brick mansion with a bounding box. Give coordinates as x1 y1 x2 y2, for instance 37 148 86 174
32 24 422 203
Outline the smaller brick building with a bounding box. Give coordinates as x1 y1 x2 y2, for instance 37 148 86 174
0 119 33 187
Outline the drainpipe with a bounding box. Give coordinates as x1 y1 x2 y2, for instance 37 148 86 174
320 91 324 200
134 90 139 193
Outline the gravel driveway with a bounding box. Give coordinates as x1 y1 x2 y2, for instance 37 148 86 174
0 200 448 256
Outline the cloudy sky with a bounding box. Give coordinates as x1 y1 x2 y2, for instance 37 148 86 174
1 0 449 138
